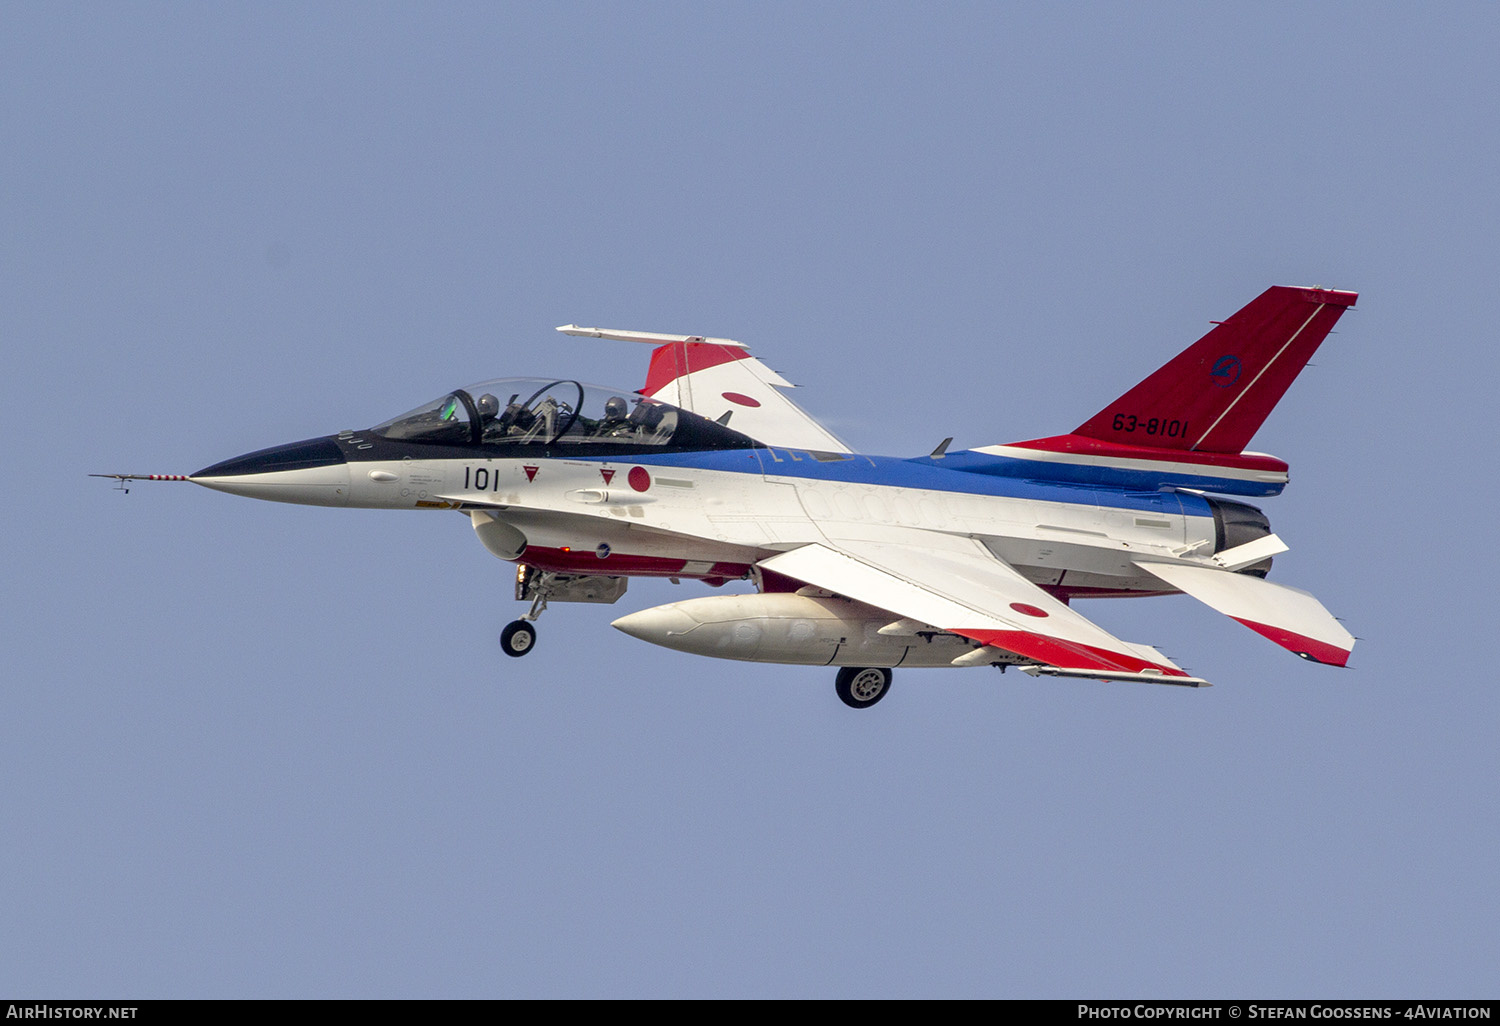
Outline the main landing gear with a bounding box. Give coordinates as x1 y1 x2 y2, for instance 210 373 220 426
835 666 893 709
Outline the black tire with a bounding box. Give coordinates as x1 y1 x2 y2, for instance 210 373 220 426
835 666 892 709
500 620 537 657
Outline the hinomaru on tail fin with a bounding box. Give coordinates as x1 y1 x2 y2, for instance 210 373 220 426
1073 285 1357 453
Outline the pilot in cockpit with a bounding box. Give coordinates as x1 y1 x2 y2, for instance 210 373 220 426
597 396 632 437
476 393 500 422
492 393 532 437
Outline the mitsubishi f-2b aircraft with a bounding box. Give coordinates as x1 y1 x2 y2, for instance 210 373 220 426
103 285 1358 708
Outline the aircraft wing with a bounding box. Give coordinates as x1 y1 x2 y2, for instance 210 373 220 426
758 533 1209 686
557 324 852 453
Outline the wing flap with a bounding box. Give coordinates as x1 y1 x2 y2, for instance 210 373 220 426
759 537 1199 681
1133 560 1354 666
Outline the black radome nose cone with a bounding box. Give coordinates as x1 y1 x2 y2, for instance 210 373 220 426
193 436 346 478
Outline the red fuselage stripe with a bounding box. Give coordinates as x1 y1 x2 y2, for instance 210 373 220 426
520 545 750 581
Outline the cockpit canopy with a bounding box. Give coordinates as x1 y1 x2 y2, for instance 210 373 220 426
372 378 695 449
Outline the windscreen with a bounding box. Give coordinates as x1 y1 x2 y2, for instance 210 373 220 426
372 379 680 448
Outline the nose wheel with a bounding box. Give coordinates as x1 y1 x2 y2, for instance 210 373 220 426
500 619 537 657
835 666 892 709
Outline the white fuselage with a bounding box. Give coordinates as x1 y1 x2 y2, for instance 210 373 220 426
195 450 1219 599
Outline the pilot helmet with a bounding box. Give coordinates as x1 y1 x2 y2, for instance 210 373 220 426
604 396 628 420
476 393 500 418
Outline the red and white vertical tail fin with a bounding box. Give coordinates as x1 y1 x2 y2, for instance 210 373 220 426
1073 285 1357 453
978 286 1357 496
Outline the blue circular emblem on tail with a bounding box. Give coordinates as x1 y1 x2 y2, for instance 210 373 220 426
1211 354 1242 388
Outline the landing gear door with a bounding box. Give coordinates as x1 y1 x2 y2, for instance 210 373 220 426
515 564 628 605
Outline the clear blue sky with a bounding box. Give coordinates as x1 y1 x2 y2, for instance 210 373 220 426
4 2 1496 998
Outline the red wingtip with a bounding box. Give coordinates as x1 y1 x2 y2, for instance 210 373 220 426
642 341 752 397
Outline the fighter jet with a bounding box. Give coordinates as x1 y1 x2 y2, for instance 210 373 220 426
101 285 1357 708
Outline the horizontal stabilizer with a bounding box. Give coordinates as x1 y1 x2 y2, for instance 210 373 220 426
1209 533 1288 571
1134 561 1354 666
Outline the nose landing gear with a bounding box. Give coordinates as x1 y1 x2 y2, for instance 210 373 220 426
500 566 554 658
500 618 537 657
501 563 630 657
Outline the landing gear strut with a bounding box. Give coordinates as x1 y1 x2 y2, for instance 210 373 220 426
500 565 555 658
501 563 630 657
835 666 893 709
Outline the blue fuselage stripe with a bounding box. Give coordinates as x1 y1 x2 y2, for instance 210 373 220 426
610 449 1219 518
935 450 1282 497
